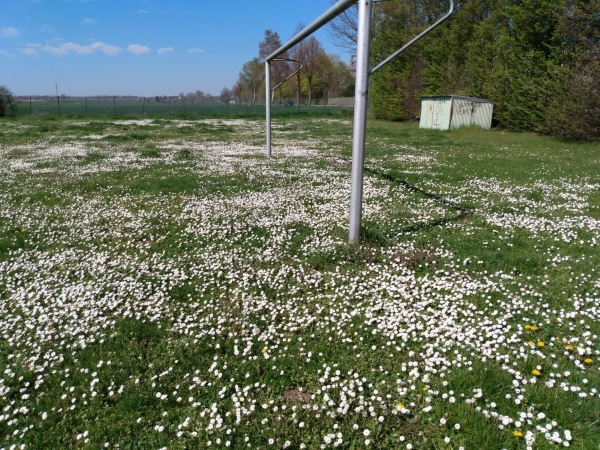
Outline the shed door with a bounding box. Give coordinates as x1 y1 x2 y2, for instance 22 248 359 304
420 99 451 130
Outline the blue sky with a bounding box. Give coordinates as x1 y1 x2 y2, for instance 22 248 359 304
1 0 351 96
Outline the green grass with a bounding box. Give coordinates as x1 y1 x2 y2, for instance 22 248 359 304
0 115 598 449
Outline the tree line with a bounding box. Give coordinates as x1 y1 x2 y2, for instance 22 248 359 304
332 0 597 140
230 29 356 106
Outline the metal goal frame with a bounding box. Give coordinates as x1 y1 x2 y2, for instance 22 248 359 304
265 0 455 242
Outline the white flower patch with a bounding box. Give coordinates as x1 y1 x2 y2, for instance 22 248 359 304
0 117 598 449
485 213 600 244
110 119 155 126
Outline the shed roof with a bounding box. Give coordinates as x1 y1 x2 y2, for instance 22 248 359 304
421 95 492 103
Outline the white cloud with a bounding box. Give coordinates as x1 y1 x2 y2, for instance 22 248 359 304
23 41 122 57
157 47 174 55
127 44 151 55
22 44 41 56
0 49 16 57
44 42 85 56
187 48 204 54
91 42 121 55
1 27 20 39
80 18 97 25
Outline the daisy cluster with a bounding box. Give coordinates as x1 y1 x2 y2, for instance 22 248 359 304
0 118 598 448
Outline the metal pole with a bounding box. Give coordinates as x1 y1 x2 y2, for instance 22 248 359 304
349 0 374 242
266 61 272 158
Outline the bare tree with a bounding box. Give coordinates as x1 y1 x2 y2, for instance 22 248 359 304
259 29 283 61
288 23 306 106
220 87 232 104
259 29 290 104
231 81 244 104
295 36 325 106
328 1 358 53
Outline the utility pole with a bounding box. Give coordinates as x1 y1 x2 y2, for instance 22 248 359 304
55 81 60 115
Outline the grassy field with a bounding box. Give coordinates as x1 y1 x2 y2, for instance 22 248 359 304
0 115 598 449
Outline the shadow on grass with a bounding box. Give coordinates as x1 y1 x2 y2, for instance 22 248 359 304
364 166 474 213
362 166 475 237
388 210 475 237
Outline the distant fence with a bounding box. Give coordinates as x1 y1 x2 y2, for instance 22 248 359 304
328 97 355 107
14 97 342 117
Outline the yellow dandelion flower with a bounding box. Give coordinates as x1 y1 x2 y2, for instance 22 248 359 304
261 347 267 353
513 430 523 437
537 341 545 348
532 369 541 376
21 227 26 232
422 387 429 393
584 358 593 364
395 403 405 410
527 341 534 346
566 344 573 351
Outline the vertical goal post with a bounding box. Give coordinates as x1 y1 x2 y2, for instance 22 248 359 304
265 0 456 242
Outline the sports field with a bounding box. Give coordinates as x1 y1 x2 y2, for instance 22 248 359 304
0 116 598 448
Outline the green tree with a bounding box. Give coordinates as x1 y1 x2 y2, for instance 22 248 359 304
0 85 16 117
370 1 423 120
322 54 355 98
548 59 600 141
464 0 565 131
422 0 493 96
546 0 600 140
239 58 264 105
